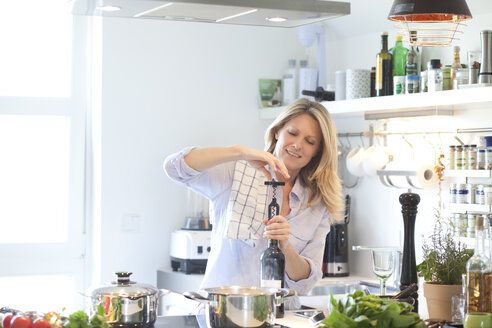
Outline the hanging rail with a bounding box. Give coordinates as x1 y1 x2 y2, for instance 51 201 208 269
337 127 492 138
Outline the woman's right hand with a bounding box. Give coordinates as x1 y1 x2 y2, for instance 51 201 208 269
237 145 290 180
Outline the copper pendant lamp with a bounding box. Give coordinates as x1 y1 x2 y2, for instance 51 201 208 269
388 0 472 47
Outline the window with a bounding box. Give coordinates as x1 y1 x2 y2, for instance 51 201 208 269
0 0 87 312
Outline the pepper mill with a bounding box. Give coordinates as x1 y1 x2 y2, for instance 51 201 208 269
479 30 492 84
399 192 420 312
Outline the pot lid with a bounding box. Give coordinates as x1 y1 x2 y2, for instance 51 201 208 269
90 272 158 298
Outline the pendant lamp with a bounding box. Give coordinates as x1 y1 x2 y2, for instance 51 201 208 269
388 0 472 47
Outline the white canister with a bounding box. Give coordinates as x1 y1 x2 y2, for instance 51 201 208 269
345 69 371 100
335 70 346 101
485 186 492 205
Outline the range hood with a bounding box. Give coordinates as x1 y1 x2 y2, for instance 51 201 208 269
71 0 350 28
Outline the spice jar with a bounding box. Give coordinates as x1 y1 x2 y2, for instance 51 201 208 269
449 145 456 169
468 144 477 170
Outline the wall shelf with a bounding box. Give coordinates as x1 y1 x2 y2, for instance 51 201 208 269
259 85 492 120
444 170 492 178
444 203 491 213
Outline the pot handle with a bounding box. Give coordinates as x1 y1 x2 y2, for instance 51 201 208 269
182 291 218 307
275 288 296 305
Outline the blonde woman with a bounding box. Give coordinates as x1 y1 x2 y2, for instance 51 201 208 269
164 98 343 298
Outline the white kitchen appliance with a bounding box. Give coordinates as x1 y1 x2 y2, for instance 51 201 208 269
170 228 211 274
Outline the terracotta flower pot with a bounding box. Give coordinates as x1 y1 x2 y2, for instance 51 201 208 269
423 282 462 321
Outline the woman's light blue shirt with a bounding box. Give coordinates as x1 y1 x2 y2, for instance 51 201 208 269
164 147 331 296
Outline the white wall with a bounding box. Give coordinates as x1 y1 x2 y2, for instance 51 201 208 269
97 0 492 286
99 18 306 284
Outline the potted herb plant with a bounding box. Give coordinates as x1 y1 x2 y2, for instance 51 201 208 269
417 210 473 321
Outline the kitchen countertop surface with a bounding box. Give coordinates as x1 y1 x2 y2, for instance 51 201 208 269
155 312 310 328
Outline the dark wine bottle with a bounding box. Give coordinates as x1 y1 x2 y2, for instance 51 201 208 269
260 179 286 318
376 32 393 96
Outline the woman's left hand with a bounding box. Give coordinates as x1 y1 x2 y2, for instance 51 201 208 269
262 216 290 250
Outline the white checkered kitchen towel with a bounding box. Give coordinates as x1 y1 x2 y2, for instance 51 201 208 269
226 160 269 241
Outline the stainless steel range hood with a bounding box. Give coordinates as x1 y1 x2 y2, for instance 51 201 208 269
71 0 350 28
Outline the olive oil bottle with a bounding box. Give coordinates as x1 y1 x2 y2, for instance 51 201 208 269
465 215 492 313
376 32 393 96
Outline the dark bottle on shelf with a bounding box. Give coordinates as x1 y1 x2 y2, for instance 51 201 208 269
301 86 335 102
260 179 286 318
376 32 393 96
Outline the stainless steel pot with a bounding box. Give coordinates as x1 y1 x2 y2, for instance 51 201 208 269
88 272 166 328
183 286 295 328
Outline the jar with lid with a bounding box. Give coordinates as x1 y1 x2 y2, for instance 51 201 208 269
478 146 486 169
405 75 420 94
476 184 486 205
467 144 477 170
485 186 492 205
453 68 469 89
466 183 475 204
449 183 458 203
487 146 492 170
448 145 456 169
457 183 468 204
427 59 443 92
463 145 470 169
455 146 466 169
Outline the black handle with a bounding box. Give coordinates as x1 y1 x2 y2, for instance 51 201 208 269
301 86 335 102
399 192 420 312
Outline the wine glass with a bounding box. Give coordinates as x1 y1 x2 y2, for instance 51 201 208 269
371 249 395 295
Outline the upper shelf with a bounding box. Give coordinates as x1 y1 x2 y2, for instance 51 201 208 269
259 85 492 120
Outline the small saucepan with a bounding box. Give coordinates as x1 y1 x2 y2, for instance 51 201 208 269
183 286 295 328
87 272 170 328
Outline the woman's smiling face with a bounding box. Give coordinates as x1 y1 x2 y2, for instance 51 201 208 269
274 113 322 178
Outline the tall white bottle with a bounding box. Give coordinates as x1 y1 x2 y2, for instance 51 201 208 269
298 59 317 100
282 59 298 106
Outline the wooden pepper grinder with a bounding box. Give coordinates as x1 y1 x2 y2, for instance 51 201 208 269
399 192 420 312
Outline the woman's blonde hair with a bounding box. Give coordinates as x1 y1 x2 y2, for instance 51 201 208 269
264 98 343 222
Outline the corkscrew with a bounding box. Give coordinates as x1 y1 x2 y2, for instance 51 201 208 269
265 179 285 220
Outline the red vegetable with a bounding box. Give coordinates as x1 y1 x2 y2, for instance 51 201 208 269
3 315 14 328
32 318 50 328
11 316 33 328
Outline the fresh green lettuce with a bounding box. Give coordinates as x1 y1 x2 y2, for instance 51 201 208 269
319 291 426 328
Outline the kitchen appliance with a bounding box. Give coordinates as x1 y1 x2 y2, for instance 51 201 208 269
479 30 492 84
88 272 165 328
71 0 350 28
183 286 295 328
323 195 350 277
170 191 212 274
170 228 211 274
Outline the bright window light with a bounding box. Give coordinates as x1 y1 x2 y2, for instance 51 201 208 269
0 0 72 97
0 275 77 313
0 115 70 244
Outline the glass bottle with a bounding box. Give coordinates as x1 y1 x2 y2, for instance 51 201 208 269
427 59 443 92
390 35 408 77
465 215 492 313
405 31 419 77
376 32 393 96
449 145 456 170
451 46 463 87
260 180 286 318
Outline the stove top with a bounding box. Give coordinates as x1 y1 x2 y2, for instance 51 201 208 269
155 315 292 328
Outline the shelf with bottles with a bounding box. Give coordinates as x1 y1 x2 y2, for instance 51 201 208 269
259 85 492 120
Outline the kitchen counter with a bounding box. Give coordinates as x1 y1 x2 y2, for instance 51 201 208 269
156 312 314 328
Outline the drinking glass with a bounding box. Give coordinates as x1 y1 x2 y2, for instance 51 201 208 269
371 249 395 295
